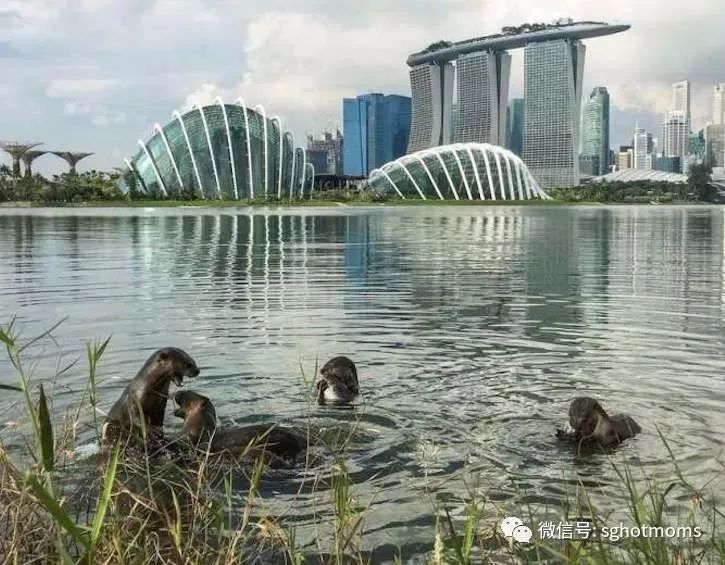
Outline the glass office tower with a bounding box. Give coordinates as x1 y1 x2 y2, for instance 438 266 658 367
580 86 610 176
505 98 524 157
342 93 411 176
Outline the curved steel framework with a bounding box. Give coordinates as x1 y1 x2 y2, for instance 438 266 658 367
369 142 550 200
193 103 222 197
254 104 269 197
271 116 283 199
154 123 184 191
215 97 238 199
234 97 256 199
125 99 313 200
137 140 168 196
173 110 205 198
593 169 688 184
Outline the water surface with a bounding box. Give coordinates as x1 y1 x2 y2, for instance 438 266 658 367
1 205 724 557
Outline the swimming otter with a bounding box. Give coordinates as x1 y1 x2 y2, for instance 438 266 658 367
556 396 641 449
102 347 199 448
316 356 359 405
173 390 305 465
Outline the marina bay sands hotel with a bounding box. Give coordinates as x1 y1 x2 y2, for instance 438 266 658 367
406 20 629 188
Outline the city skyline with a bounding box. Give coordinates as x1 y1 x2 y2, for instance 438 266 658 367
1 0 724 176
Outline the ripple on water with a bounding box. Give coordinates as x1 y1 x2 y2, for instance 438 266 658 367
1 206 725 558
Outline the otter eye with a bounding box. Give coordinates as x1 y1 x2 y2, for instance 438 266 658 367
159 351 169 361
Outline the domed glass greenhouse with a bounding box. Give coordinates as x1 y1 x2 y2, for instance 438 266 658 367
123 98 314 199
368 143 550 200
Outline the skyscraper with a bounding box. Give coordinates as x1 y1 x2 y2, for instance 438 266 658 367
580 86 610 175
633 126 649 170
454 50 511 145
407 63 454 152
343 97 369 176
307 131 343 175
688 130 705 161
505 98 524 157
384 95 413 164
406 21 628 157
672 80 691 131
662 110 688 171
342 93 411 176
709 85 725 171
615 145 633 170
714 84 725 125
705 124 725 168
523 39 585 188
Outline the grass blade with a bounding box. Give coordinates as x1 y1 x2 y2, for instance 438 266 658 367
17 317 67 354
37 384 55 472
25 473 90 549
0 317 17 347
0 383 22 391
90 445 119 544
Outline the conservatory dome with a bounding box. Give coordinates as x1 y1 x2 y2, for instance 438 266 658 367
368 143 550 200
593 169 688 184
124 98 314 199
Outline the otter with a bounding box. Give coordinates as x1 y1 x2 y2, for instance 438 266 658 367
556 396 641 449
102 347 199 448
316 356 359 405
173 390 305 466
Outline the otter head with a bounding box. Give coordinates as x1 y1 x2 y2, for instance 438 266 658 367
151 347 200 388
317 356 360 405
173 390 217 444
320 356 358 380
569 396 607 437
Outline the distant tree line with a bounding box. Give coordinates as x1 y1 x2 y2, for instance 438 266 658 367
550 163 720 203
1 161 720 204
0 166 125 203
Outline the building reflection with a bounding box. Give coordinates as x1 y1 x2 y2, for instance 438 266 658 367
1 207 724 352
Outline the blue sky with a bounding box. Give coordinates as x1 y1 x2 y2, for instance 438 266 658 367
1 0 723 176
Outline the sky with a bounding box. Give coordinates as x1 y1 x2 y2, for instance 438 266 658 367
1 0 724 176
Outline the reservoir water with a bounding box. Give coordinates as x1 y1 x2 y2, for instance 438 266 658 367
1 205 724 557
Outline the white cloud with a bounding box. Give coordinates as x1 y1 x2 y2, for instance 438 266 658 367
178 2 725 144
181 11 447 137
182 83 223 110
92 111 126 127
3 0 725 172
46 78 118 98
63 100 93 116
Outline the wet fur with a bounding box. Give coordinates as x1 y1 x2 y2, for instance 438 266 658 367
102 347 199 447
316 356 359 405
556 396 641 449
173 391 305 466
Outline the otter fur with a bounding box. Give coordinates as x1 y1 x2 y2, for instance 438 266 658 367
316 356 359 405
102 347 199 448
556 396 641 449
173 390 305 466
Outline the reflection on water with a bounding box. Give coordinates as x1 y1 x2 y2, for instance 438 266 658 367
2 205 725 556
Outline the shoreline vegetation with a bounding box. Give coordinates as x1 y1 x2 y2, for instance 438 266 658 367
0 163 721 208
1 321 724 563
